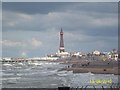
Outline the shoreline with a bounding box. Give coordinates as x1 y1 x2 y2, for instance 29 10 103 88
62 67 119 75
56 58 120 75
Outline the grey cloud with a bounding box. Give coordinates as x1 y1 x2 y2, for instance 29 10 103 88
2 2 118 14
2 0 119 2
2 2 68 14
3 10 117 37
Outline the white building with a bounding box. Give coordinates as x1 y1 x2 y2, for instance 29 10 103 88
93 50 101 56
56 50 70 58
72 52 83 57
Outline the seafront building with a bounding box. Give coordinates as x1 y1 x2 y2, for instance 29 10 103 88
93 50 101 56
108 49 118 61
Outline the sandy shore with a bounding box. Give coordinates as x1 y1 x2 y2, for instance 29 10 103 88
56 57 120 75
63 67 119 75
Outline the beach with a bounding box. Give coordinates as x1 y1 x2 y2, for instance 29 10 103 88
56 57 120 75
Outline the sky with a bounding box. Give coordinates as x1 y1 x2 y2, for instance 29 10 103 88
0 2 1 58
1 0 120 2
2 2 118 58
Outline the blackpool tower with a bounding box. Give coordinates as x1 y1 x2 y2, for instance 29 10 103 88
59 28 65 52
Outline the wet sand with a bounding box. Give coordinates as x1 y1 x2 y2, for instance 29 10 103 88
56 57 120 75
64 67 119 75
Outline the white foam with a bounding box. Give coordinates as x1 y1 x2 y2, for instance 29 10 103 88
3 63 12 66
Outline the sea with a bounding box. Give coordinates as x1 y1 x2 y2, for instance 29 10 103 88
0 61 119 88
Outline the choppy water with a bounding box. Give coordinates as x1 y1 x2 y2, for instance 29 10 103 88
1 61 119 88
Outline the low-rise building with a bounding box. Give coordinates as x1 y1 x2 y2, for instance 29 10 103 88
93 50 101 56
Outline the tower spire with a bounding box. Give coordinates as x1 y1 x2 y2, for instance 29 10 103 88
61 28 63 32
59 28 65 52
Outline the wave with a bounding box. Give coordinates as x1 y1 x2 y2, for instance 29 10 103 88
3 63 12 66
57 71 73 77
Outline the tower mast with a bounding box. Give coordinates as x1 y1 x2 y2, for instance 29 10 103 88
59 28 65 52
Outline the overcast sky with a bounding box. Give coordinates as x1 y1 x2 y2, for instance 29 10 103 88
2 0 120 2
2 2 118 58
